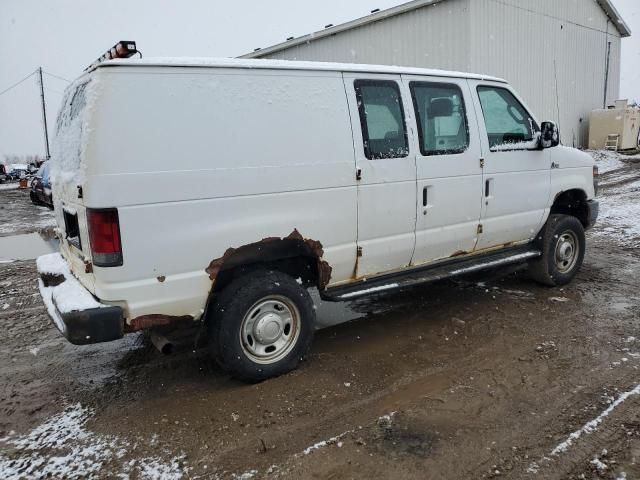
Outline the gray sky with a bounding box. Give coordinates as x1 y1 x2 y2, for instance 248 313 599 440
1 0 638 156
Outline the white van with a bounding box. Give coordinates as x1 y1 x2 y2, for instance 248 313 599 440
37 54 599 381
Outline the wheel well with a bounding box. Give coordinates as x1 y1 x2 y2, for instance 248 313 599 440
213 255 319 294
206 230 332 294
550 189 589 227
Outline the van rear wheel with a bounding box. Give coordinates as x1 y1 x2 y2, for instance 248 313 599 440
528 214 586 287
208 269 315 382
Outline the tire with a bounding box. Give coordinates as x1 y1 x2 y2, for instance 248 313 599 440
207 269 315 382
528 214 586 287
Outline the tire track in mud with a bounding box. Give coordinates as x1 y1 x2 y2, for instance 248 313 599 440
521 383 640 479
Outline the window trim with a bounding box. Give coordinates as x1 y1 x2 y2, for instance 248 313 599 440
354 79 410 160
476 85 540 152
410 81 470 157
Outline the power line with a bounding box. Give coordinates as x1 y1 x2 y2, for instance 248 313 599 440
43 70 71 83
0 70 37 98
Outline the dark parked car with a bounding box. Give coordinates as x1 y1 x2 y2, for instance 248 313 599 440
30 162 53 209
7 166 27 181
0 165 6 183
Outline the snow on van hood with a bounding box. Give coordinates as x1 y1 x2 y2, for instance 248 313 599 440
49 75 100 188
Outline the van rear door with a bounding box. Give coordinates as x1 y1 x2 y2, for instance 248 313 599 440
51 78 96 292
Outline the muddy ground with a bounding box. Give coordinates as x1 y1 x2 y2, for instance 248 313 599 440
0 153 639 479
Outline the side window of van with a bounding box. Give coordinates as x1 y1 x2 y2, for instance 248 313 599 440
477 86 538 150
354 80 409 160
410 82 469 155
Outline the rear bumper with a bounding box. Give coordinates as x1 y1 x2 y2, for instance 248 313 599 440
586 200 599 230
36 253 124 345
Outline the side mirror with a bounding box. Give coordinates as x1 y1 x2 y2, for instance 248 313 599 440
540 121 560 148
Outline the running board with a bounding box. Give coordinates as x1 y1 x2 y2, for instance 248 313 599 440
323 247 541 302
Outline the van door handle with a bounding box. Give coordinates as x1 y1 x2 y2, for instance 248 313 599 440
485 180 490 197
423 187 428 207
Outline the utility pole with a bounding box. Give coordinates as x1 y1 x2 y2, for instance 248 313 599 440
37 67 50 160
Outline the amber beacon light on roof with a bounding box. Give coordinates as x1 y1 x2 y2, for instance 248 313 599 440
85 41 140 71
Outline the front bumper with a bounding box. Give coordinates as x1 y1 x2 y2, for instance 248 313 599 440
37 253 124 345
586 199 599 230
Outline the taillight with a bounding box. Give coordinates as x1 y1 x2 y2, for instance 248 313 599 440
87 208 123 267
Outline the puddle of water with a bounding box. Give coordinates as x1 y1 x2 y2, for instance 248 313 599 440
0 233 58 262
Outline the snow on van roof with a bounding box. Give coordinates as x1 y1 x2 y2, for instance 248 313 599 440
98 57 507 83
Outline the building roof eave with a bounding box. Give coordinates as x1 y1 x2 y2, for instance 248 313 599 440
240 0 631 59
239 0 446 59
597 0 631 37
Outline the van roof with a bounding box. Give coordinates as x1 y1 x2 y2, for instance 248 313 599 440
99 57 508 83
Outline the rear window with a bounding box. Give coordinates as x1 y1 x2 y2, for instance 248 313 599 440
56 81 89 134
51 80 92 184
354 80 409 160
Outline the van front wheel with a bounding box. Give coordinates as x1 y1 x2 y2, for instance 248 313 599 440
528 214 586 287
208 270 315 382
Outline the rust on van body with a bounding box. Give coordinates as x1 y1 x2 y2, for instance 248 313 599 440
205 229 333 289
126 314 194 333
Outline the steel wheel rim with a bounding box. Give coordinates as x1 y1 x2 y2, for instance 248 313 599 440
554 230 579 273
240 295 301 365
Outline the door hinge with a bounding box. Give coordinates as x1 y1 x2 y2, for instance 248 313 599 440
356 168 362 181
480 157 485 168
477 224 484 234
357 246 363 257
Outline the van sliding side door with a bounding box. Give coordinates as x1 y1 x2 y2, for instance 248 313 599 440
342 73 417 279
402 75 484 266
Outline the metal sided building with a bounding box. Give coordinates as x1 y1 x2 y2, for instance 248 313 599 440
241 0 631 148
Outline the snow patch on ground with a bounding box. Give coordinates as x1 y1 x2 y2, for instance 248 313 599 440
551 383 640 455
596 185 640 247
526 384 640 475
232 470 258 479
591 455 608 473
589 151 640 247
590 150 625 173
302 430 353 455
0 403 186 479
300 412 396 456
